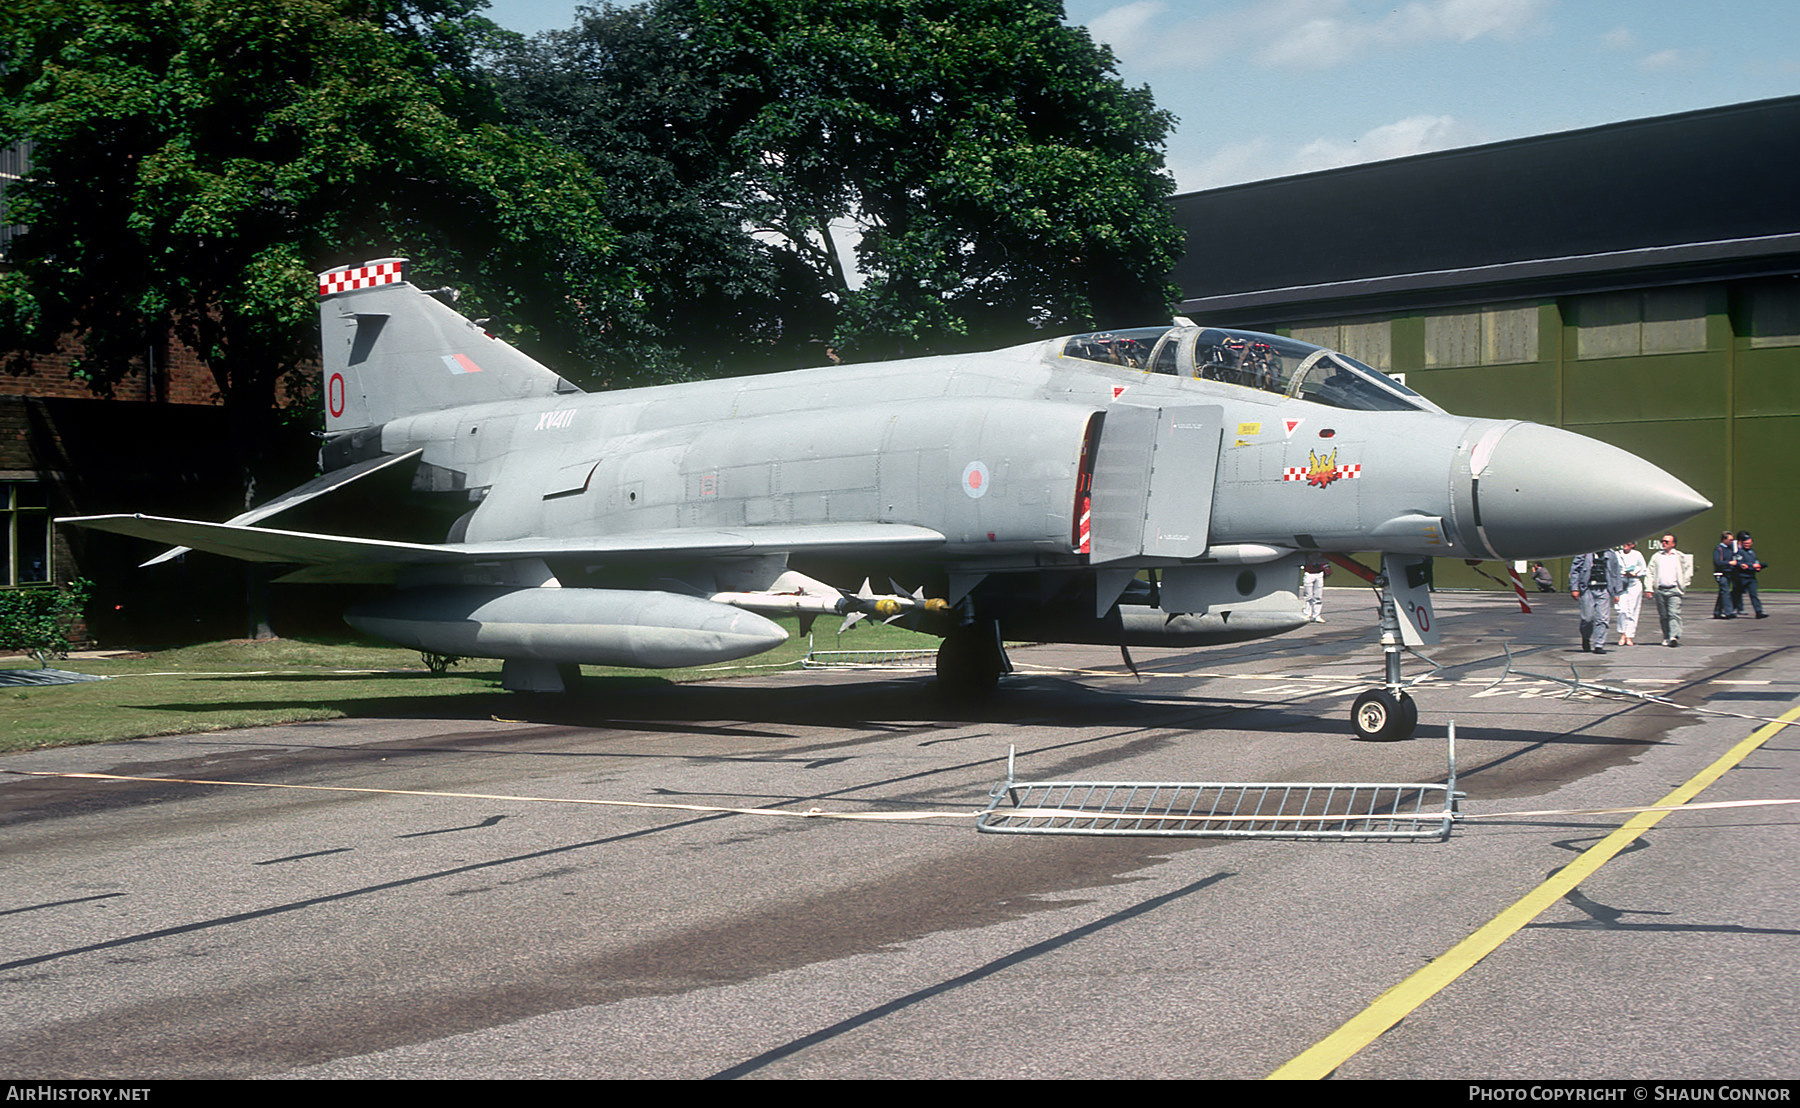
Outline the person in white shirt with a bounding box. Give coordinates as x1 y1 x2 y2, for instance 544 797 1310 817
1647 533 1695 647
1614 539 1648 645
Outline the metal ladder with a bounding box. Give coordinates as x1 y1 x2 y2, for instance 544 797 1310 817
977 724 1463 841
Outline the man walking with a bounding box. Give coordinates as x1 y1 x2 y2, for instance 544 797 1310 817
1648 533 1695 647
1570 548 1622 653
1732 531 1768 620
1714 530 1744 618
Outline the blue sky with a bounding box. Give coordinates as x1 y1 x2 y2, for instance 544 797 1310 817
481 1 1800 193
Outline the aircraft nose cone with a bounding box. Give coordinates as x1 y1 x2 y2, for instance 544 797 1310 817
1474 423 1710 559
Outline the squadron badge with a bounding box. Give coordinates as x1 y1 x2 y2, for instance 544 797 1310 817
1283 447 1362 488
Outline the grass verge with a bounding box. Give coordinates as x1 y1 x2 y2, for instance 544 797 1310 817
0 618 939 753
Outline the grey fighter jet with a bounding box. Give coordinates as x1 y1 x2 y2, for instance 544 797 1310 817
64 259 1709 740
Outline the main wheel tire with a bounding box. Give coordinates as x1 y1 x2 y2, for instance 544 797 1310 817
935 625 1002 701
1351 688 1416 742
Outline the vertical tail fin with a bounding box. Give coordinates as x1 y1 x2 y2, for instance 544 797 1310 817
318 258 580 434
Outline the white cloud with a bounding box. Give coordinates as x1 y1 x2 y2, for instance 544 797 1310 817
1288 114 1478 172
1595 24 1706 74
1177 114 1486 190
1173 138 1277 192
1601 26 1638 52
1638 47 1706 73
1085 1 1167 55
1435 0 1547 41
1082 0 1553 73
1259 0 1551 68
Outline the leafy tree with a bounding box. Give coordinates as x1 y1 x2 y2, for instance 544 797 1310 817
695 0 1184 357
493 0 1183 367
0 0 626 484
488 2 822 382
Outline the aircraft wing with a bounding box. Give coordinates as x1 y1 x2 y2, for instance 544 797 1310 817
451 522 948 561
60 515 947 577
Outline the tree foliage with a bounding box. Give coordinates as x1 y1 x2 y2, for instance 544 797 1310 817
489 2 822 383
493 0 1183 367
0 0 625 478
0 577 90 666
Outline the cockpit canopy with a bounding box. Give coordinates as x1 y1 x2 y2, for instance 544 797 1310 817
1058 325 1441 413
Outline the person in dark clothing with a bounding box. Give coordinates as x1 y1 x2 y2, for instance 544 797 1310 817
1714 530 1745 618
1732 531 1768 619
1569 549 1622 653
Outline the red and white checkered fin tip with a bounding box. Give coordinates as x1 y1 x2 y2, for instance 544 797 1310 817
317 259 407 298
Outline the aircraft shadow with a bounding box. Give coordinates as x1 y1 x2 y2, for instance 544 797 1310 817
131 670 1313 733
117 671 1646 763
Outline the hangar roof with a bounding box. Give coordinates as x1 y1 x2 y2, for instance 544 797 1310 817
1171 95 1800 323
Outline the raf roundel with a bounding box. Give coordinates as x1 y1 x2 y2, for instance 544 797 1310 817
961 461 990 499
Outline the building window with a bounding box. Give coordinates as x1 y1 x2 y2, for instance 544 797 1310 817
1576 288 1708 359
1745 280 1800 348
4 481 52 586
1290 319 1392 372
1424 304 1540 367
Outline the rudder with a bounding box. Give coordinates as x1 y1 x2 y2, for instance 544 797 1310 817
318 258 579 434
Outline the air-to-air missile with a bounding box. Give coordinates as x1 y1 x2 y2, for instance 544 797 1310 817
64 259 1708 739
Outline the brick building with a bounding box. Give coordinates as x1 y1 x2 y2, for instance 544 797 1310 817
3 141 292 643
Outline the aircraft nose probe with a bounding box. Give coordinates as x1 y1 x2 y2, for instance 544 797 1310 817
1470 423 1712 559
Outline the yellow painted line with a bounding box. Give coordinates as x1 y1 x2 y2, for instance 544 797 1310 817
1268 702 1800 1080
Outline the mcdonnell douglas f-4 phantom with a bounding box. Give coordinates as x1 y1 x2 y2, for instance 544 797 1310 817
65 259 1709 740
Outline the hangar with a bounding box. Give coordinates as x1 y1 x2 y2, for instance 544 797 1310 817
1167 94 1800 590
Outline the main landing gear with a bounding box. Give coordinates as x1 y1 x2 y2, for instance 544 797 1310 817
935 620 1010 701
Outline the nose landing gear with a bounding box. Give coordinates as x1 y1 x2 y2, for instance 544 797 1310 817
1352 687 1418 742
1331 552 1436 742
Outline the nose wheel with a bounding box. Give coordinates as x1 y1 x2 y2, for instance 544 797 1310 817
1351 688 1418 742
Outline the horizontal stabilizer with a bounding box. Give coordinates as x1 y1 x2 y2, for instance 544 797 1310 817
62 514 466 567
139 450 424 567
